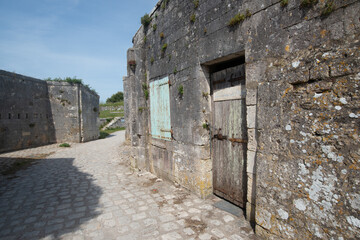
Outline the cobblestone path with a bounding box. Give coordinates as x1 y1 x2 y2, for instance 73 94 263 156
0 131 256 240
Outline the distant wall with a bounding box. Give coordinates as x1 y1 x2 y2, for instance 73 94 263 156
80 85 100 142
0 70 99 153
0 71 56 152
47 81 81 143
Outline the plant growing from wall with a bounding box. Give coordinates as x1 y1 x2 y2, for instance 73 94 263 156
300 0 318 8
161 43 168 52
228 13 245 27
245 9 251 18
202 92 209 100
280 0 289 7
193 0 199 9
128 60 136 71
178 84 184 97
46 77 98 95
143 36 147 43
173 67 177 75
160 32 165 39
321 1 335 16
153 24 157 31
150 57 155 64
190 14 196 23
141 14 152 27
161 0 169 10
202 122 209 130
142 83 149 100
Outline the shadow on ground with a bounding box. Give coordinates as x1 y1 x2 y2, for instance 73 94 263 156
0 157 102 239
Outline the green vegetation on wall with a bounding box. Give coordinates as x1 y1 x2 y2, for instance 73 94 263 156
141 14 152 27
45 77 98 95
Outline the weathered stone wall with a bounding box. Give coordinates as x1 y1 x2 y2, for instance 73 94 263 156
47 81 82 143
0 71 56 152
125 0 359 239
80 85 100 142
0 70 99 152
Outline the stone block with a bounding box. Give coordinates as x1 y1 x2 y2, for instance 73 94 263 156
246 61 266 85
246 88 257 106
247 129 257 151
247 173 256 204
247 151 256 175
246 202 256 223
246 105 256 129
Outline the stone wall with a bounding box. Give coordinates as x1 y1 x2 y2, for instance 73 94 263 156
0 70 99 152
47 81 82 143
80 85 100 142
0 71 56 152
125 0 359 239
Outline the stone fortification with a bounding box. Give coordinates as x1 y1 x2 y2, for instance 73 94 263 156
0 70 99 152
124 0 359 239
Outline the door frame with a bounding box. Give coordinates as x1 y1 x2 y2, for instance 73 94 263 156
201 52 258 223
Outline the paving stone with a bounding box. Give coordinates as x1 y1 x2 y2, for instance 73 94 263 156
224 215 235 223
132 212 146 221
160 222 179 232
161 232 182 240
159 214 176 223
199 233 213 240
0 131 255 240
143 218 157 226
183 227 196 235
211 228 225 238
104 219 116 228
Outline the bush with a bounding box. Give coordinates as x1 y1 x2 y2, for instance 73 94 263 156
228 13 245 27
106 91 124 103
99 131 109 139
141 14 152 27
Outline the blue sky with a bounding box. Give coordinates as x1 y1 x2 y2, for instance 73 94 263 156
0 0 158 102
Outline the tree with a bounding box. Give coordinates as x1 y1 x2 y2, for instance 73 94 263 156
106 91 124 103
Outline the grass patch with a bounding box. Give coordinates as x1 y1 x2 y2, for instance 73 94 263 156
59 143 70 147
100 101 124 107
99 131 110 139
99 127 125 139
104 127 125 134
99 110 124 119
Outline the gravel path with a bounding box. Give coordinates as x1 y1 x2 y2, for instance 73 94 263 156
0 131 256 240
